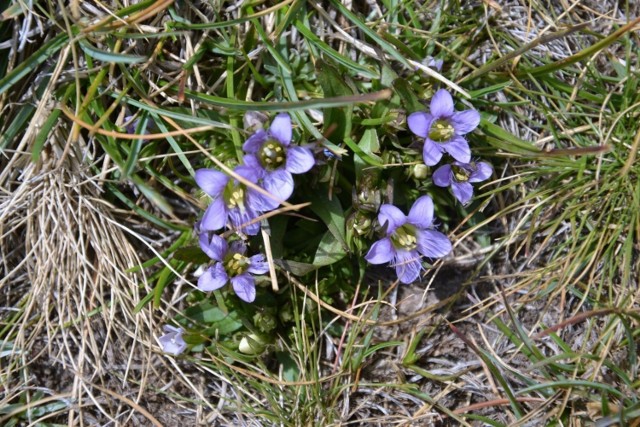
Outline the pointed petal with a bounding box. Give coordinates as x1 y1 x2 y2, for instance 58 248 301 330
422 139 444 166
195 169 228 197
430 89 454 118
451 110 481 135
378 204 406 234
200 198 227 231
198 264 229 292
248 254 269 274
232 274 256 302
242 154 265 178
432 164 452 187
416 229 452 259
365 238 395 264
468 162 492 183
269 113 292 145
228 207 260 235
393 250 422 284
243 129 268 154
407 112 432 138
442 136 471 163
199 233 227 261
451 181 474 205
263 170 294 204
408 195 434 228
235 164 261 183
229 240 247 256
286 146 315 174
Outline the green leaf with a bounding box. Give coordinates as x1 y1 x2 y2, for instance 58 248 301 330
185 303 243 335
308 191 347 252
295 23 378 79
0 32 68 96
354 129 382 181
393 78 423 114
173 246 210 264
80 40 147 64
316 58 354 143
182 86 391 112
313 230 347 267
32 109 61 162
273 259 318 276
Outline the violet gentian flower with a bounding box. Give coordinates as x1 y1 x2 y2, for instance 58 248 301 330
365 196 452 284
408 89 480 166
433 161 493 205
242 113 315 209
159 325 187 355
198 233 269 303
195 165 269 235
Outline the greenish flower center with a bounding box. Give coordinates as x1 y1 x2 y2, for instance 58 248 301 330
223 180 246 210
428 119 455 142
258 139 286 171
452 164 471 182
391 224 418 250
225 252 250 276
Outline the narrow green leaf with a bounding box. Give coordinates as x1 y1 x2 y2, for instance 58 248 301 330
316 58 354 143
0 32 68 96
182 87 391 112
80 40 147 64
295 22 378 79
32 109 61 162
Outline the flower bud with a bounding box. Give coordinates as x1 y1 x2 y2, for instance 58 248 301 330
412 164 429 179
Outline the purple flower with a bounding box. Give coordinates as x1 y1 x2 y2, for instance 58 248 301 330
407 89 480 166
195 165 270 235
365 196 452 284
424 56 443 72
433 161 493 205
198 233 269 303
159 325 187 355
242 113 315 209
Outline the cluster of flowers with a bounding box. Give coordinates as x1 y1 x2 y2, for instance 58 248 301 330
364 89 492 284
159 88 493 355
195 113 315 302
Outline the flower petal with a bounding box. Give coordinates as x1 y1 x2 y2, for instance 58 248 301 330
228 207 260 235
432 164 452 187
242 154 265 177
451 181 474 205
416 229 452 258
199 233 227 262
198 263 229 292
378 204 406 234
468 162 492 183
243 129 268 154
269 113 292 145
430 89 454 118
248 254 269 274
200 198 227 231
407 195 434 229
451 109 481 135
422 139 444 166
263 170 294 205
195 169 228 197
231 274 256 303
442 136 471 163
286 146 315 174
229 240 247 256
364 238 395 264
393 250 422 284
159 327 186 355
407 112 432 138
